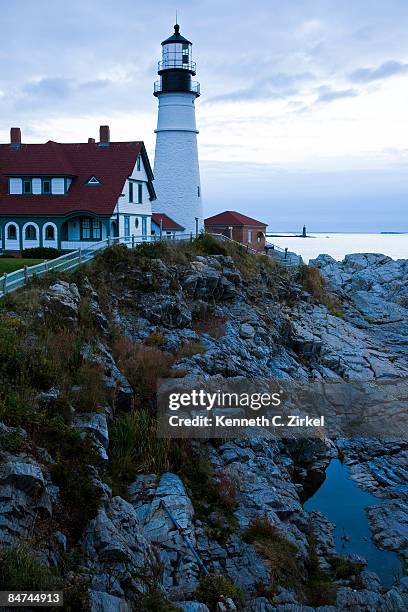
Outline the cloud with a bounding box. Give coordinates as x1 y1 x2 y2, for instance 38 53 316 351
316 86 359 103
207 72 314 104
23 77 72 98
350 60 408 83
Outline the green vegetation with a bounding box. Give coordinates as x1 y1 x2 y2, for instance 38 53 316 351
298 263 343 317
0 544 56 591
21 247 61 259
0 258 43 274
243 517 300 593
136 590 182 612
304 526 337 606
193 573 245 611
109 409 171 495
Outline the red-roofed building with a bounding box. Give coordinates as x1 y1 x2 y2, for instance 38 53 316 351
0 126 156 253
205 211 267 252
151 213 185 239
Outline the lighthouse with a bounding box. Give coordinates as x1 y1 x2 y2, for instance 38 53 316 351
153 23 203 236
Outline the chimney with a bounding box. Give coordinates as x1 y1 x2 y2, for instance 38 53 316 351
99 125 110 146
10 127 21 148
88 137 95 144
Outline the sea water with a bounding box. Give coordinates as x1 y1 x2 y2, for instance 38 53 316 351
269 233 408 263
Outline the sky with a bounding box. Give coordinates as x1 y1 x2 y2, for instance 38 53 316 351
1 0 408 231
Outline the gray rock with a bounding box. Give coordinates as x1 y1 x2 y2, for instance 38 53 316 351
89 590 129 612
41 281 80 324
176 603 210 612
0 460 51 544
72 413 109 461
240 323 255 339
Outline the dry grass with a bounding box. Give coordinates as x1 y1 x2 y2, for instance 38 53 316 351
299 264 343 317
243 516 301 593
112 335 174 402
192 314 227 339
177 340 206 359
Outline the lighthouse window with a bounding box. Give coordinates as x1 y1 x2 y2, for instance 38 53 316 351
182 44 189 63
197 186 200 197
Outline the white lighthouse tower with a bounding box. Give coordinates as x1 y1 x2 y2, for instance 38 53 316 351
153 23 203 235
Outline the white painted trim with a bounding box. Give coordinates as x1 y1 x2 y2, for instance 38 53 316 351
22 222 40 249
5 222 20 250
42 222 58 249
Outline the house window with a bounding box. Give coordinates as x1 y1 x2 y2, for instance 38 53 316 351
248 230 252 242
23 179 32 194
9 178 22 194
92 219 101 239
129 182 134 203
142 217 147 237
135 217 139 229
51 178 65 194
45 225 55 241
7 224 17 240
42 179 51 194
124 217 130 237
197 186 200 197
138 183 143 204
137 156 141 171
82 218 91 239
25 224 37 240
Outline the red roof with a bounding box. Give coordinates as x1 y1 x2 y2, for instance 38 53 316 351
0 140 155 216
205 210 267 227
152 212 184 231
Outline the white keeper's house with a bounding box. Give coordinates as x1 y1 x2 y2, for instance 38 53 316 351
0 126 155 253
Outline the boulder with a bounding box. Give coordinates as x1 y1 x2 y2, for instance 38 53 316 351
72 413 109 461
41 281 80 324
89 590 129 612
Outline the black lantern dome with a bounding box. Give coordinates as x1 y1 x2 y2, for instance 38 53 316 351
154 24 200 97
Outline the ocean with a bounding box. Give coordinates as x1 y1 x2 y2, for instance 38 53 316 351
269 233 408 263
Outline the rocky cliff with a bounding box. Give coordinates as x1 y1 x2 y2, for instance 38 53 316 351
0 237 407 611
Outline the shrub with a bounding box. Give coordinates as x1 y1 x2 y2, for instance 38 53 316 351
193 573 244 611
0 544 56 590
193 233 227 256
21 247 61 259
243 517 300 591
0 431 23 453
329 555 365 580
305 524 337 606
51 456 101 540
144 330 166 347
298 264 343 317
137 589 181 612
110 409 171 493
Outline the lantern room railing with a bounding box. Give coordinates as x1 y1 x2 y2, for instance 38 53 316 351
158 59 197 72
154 79 201 95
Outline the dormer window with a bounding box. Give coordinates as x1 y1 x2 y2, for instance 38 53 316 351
136 156 141 171
86 176 100 185
8 176 68 195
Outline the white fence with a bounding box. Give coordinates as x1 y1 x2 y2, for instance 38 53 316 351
0 232 300 299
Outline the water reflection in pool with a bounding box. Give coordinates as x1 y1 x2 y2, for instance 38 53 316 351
304 459 401 587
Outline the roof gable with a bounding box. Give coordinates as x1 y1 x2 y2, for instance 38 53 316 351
152 212 184 230
205 210 267 227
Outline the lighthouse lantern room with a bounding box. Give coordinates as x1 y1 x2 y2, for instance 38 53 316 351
153 23 203 235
